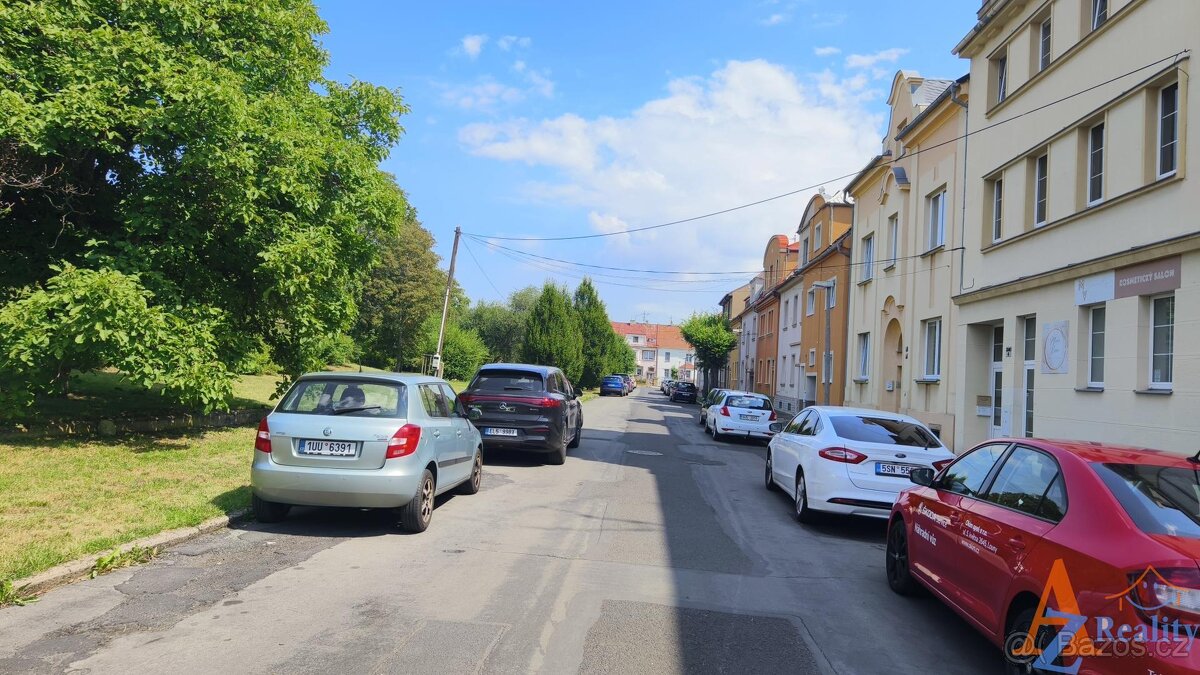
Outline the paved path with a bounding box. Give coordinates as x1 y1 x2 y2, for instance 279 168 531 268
0 389 996 673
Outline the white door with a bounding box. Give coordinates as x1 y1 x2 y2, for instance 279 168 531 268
989 326 1005 439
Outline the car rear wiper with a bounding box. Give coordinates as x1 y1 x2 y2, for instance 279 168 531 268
332 405 382 415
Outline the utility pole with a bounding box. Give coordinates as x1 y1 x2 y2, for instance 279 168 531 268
434 226 461 378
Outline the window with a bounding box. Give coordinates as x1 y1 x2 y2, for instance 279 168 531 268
439 384 459 414
887 214 898 266
802 237 810 265
1089 305 1106 387
808 348 816 367
995 54 1008 104
469 369 543 392
814 224 823 249
826 279 837 309
279 379 406 418
642 350 654 361
1023 317 1037 438
782 300 789 329
806 288 816 315
1159 83 1179 178
1034 154 1048 227
861 234 874 282
665 351 671 362
1087 122 1105 205
856 333 870 380
940 443 1008 497
991 178 1004 242
831 416 941 448
927 190 946 250
1091 0 1107 31
1038 18 1052 71
792 294 799 325
1150 294 1174 389
984 447 1065 521
419 384 450 418
922 318 942 379
1095 464 1200 538
1023 317 1037 362
631 336 639 343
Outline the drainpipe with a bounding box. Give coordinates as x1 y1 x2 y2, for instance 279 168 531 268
950 81 973 293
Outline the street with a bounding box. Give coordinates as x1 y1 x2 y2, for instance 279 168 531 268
0 391 996 674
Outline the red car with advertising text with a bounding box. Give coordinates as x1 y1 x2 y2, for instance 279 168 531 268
886 438 1200 674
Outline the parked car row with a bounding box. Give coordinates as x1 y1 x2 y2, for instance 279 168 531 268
601 374 636 396
249 363 583 534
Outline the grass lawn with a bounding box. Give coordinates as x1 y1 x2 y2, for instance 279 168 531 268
0 426 252 582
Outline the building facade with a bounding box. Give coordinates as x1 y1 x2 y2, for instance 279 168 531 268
951 0 1198 453
844 72 969 446
775 271 804 413
720 283 752 389
795 194 854 408
612 321 697 384
745 236 800 398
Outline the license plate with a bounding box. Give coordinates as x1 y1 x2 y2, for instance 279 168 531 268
876 462 914 477
740 414 759 421
298 440 359 456
485 428 518 437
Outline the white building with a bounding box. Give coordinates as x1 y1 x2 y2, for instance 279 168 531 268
612 322 697 384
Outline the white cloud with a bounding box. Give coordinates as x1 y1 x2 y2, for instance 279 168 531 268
813 46 841 57
497 35 532 51
458 60 884 293
442 79 524 111
761 13 788 26
513 60 527 73
845 48 909 69
460 34 487 59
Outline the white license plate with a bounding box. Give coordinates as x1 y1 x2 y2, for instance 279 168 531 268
299 440 359 456
876 462 914 477
740 414 759 421
485 428 519 437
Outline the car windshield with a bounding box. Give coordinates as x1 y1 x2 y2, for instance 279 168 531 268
278 379 406 418
1094 463 1200 539
724 395 770 410
830 416 941 447
470 369 544 392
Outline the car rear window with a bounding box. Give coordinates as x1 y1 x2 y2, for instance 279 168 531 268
470 369 544 392
1094 463 1200 538
676 383 696 391
830 416 941 448
603 377 624 384
724 395 770 410
278 379 406 418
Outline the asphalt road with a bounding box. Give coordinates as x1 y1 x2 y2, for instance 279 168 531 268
0 389 998 674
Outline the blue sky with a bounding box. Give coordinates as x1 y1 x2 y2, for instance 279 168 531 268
316 1 978 323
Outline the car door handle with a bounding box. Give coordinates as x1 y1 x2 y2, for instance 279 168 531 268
456 430 462 437
1008 536 1026 550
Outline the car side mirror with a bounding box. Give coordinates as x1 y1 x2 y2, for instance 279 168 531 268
909 468 935 487
768 422 783 433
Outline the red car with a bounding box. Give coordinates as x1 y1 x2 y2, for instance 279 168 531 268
886 438 1200 674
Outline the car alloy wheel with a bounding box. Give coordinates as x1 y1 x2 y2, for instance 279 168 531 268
794 474 815 524
419 475 434 522
764 453 778 491
1004 606 1060 675
400 469 435 533
885 519 919 595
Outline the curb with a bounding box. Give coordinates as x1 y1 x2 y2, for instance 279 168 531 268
11 508 252 598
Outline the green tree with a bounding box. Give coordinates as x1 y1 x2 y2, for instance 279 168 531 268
0 0 412 398
604 330 636 376
573 278 617 388
415 316 487 382
522 283 583 383
462 285 538 363
680 313 737 391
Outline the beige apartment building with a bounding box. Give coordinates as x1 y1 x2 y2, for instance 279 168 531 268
719 282 752 389
844 72 970 447
951 0 1197 453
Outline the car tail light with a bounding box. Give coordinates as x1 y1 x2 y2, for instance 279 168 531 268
255 418 272 453
387 424 422 459
538 397 561 408
818 447 868 464
1129 567 1200 623
720 406 731 417
769 410 777 421
932 459 953 472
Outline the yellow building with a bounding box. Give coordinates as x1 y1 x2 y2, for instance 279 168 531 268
720 283 751 389
845 72 970 448
951 0 1196 452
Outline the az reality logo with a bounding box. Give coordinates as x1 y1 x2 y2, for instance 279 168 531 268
1009 559 1095 675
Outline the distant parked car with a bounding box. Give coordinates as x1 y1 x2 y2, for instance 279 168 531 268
600 375 626 396
660 379 674 395
766 406 953 523
621 375 635 393
458 363 582 465
671 381 698 403
698 388 729 425
705 390 776 442
250 372 483 533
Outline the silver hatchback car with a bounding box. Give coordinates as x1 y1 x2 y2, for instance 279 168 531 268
251 372 483 533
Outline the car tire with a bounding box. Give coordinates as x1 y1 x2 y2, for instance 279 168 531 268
711 421 723 442
1004 605 1060 675
457 451 483 495
568 418 582 449
885 519 921 596
399 469 435 533
546 433 567 465
252 494 290 523
764 452 779 492
794 473 817 524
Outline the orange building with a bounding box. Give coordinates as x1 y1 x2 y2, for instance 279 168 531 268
744 235 800 398
792 194 853 407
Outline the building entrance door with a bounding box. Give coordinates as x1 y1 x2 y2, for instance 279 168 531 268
989 325 1005 439
882 319 903 413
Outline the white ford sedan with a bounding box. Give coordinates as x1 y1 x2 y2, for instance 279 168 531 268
765 406 954 523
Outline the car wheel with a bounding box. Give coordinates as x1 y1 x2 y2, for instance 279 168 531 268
568 418 582 449
885 519 921 596
1004 605 1061 675
458 451 483 495
764 452 779 492
399 469 435 533
252 494 290 523
711 421 723 442
546 433 567 465
794 473 817 524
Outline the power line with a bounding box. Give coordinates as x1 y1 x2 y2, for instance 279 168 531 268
461 236 504 299
464 234 763 275
463 50 1188 243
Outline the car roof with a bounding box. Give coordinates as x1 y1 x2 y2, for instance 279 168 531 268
720 390 768 398
296 371 441 386
803 405 924 424
478 362 558 375
988 438 1198 467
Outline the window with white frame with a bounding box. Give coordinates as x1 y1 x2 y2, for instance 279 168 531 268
814 224 823 250
1034 153 1049 227
927 189 946 250
806 288 816 315
1087 122 1105 205
792 294 799 325
1091 0 1107 31
1088 305 1105 388
922 318 942 379
665 351 671 362
642 350 654 361
802 237 810 265
861 234 874 282
782 300 789 330
808 348 816 367
857 333 870 380
1150 294 1174 389
826 279 837 309
1159 83 1179 178
1038 18 1052 71
631 336 639 343
991 178 1004 243
887 214 898 266
994 53 1008 104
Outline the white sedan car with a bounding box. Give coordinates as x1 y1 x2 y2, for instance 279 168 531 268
704 390 777 442
765 406 954 523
